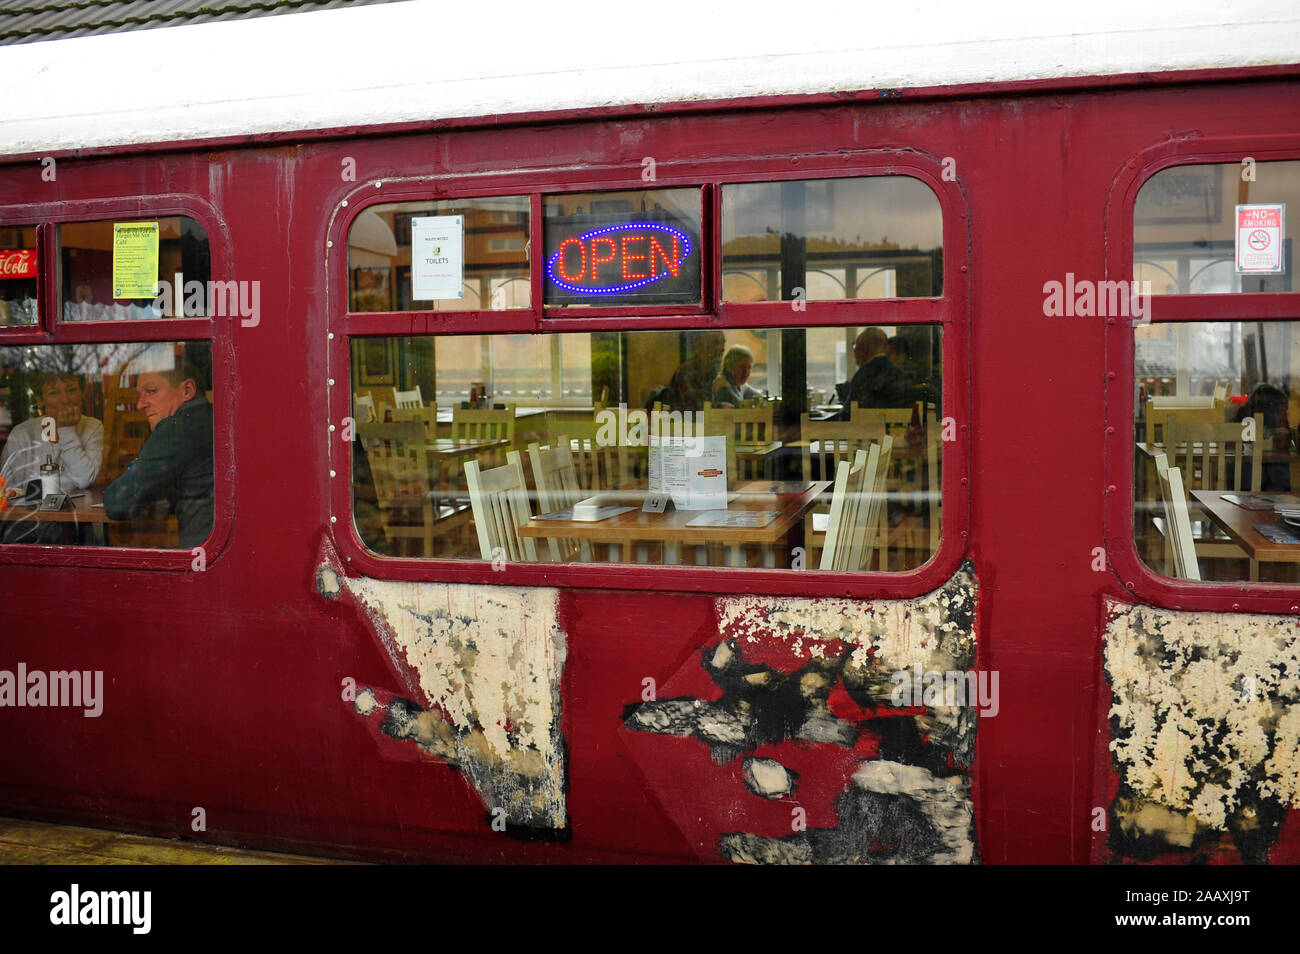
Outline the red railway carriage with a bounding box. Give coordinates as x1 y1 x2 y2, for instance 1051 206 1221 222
1 5 1299 866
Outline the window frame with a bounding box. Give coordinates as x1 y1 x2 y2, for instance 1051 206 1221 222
0 195 234 570
328 150 970 598
1105 134 1300 613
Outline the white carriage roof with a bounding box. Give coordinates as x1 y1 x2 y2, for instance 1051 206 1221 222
0 0 1297 158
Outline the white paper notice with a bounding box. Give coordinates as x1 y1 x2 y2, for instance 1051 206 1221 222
411 215 465 299
650 435 727 510
1236 204 1285 273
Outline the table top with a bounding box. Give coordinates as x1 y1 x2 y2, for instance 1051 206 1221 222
1190 490 1300 563
518 480 831 545
424 437 507 456
0 486 111 524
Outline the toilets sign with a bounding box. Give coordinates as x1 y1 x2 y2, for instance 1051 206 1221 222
1235 204 1284 273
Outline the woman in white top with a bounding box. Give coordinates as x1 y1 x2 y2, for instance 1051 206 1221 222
0 372 104 491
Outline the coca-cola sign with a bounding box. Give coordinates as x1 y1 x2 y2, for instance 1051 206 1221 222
0 249 36 279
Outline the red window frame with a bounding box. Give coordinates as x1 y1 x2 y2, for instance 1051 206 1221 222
0 195 234 570
1105 134 1300 614
327 149 971 598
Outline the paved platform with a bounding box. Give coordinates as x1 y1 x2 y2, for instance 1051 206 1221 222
0 817 351 865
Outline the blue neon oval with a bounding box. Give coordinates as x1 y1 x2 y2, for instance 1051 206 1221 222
547 222 693 295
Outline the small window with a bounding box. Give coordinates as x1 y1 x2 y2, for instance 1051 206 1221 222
347 196 530 312
350 326 942 572
0 225 39 327
721 177 943 302
543 188 703 307
1135 161 1299 294
0 341 215 549
58 217 211 320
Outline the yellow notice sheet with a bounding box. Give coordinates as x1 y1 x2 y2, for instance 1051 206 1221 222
112 222 159 299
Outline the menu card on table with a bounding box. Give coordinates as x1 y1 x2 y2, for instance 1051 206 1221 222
649 435 727 510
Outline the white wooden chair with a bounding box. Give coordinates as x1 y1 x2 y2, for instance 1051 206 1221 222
527 437 587 562
452 403 516 444
464 450 537 563
1154 452 1200 581
394 385 424 409
819 437 892 572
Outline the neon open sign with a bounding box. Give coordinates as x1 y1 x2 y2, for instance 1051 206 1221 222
547 223 693 295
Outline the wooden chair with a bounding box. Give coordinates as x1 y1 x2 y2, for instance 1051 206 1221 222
355 421 451 557
526 437 585 562
820 437 893 572
353 392 377 423
464 450 537 564
1154 452 1200 581
800 414 881 483
1144 403 1224 444
1165 414 1262 579
391 404 438 440
100 374 151 483
570 436 630 493
394 386 423 409
703 403 773 444
452 403 516 444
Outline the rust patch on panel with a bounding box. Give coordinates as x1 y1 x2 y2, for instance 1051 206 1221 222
1103 600 1300 863
318 546 567 834
622 562 981 864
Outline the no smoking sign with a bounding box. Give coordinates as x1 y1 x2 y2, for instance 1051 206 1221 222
1236 204 1285 273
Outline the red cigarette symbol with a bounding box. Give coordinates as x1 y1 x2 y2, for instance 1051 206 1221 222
1248 229 1271 250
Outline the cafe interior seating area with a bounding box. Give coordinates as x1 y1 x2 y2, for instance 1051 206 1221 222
349 328 943 572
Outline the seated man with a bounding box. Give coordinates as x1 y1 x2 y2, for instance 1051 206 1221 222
840 327 908 418
104 364 214 548
0 372 104 544
712 345 763 407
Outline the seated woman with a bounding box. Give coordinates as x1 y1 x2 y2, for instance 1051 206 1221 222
711 345 763 407
0 371 104 543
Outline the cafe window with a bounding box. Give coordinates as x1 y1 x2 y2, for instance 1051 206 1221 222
0 225 39 326
346 196 530 312
1131 158 1300 585
721 177 943 302
58 217 212 321
0 341 216 550
349 326 943 571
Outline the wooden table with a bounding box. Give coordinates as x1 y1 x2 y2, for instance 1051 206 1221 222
1189 490 1300 563
517 480 830 567
0 486 111 543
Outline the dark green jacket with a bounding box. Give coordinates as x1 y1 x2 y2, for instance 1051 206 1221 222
104 397 214 548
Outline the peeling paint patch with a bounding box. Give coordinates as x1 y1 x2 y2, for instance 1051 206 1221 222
1104 600 1300 863
623 562 980 864
338 573 568 832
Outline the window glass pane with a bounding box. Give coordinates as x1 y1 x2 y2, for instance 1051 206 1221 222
722 177 944 301
1133 320 1299 584
350 326 942 571
543 189 702 306
1135 161 1299 294
0 341 214 548
0 225 39 326
58 217 211 320
347 197 530 312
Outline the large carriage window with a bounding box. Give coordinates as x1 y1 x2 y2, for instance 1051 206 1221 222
58 217 211 320
347 196 530 312
0 225 39 326
0 342 215 549
350 326 942 571
722 177 943 301
1135 161 1298 294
